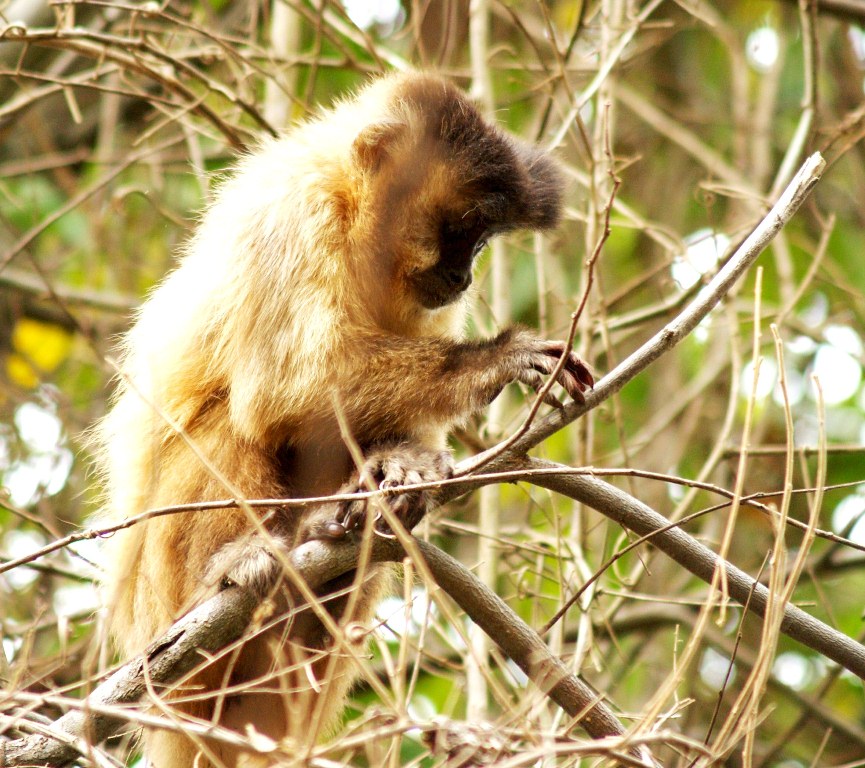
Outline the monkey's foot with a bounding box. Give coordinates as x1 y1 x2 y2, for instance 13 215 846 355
205 533 292 598
303 445 454 541
512 334 594 408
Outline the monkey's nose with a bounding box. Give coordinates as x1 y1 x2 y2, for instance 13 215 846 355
445 270 472 291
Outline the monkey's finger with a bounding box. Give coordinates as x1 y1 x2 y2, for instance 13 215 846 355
523 355 582 403
386 492 426 532
435 451 456 479
537 340 574 361
554 364 588 397
538 343 594 390
389 494 413 521
339 498 368 532
403 468 425 488
527 354 556 377
523 365 566 406
543 390 565 409
565 354 595 389
358 463 385 490
516 368 545 390
379 449 425 488
548 358 594 398
518 369 564 408
334 483 367 531
556 370 587 403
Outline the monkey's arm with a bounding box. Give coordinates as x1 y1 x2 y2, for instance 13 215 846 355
343 327 593 439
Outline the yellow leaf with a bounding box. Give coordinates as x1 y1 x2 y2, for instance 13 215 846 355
6 352 40 389
11 318 72 374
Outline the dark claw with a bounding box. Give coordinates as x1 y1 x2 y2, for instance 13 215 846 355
341 505 364 532
563 351 593 385
569 354 595 389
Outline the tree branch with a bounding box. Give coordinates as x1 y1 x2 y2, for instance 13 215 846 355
776 0 865 23
1 537 627 766
525 457 865 679
1 153 832 765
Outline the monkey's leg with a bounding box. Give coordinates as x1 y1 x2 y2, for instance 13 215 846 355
302 444 454 540
192 527 364 762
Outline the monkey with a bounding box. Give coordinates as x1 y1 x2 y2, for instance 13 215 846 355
92 72 592 767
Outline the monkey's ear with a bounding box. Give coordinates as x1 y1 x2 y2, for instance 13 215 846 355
351 120 405 173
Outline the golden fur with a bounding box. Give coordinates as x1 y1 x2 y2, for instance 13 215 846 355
93 72 586 767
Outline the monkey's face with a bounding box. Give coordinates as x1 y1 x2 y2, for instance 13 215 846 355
380 144 556 311
356 140 495 313
349 73 565 319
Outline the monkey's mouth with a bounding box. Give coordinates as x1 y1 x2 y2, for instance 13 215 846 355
413 284 468 309
409 270 472 310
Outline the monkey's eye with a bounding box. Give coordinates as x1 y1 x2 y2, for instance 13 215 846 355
440 218 488 258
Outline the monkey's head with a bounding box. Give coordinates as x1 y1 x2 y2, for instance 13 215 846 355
348 73 564 314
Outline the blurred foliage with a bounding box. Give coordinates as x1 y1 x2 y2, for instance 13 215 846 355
2 0 865 766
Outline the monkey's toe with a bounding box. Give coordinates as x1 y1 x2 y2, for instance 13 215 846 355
327 445 454 538
300 508 354 541
205 534 292 598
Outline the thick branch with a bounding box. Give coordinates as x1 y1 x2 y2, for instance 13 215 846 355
0 539 359 766
527 458 865 679
1 589 257 766
409 540 625 738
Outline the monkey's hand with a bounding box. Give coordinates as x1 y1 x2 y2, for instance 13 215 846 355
204 533 293 598
302 445 454 541
504 331 594 408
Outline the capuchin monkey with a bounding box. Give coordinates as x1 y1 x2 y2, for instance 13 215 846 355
93 71 592 767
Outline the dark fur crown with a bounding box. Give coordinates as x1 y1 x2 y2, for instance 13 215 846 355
389 74 564 232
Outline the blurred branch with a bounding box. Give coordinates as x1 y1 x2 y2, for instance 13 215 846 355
0 25 257 148
776 0 865 22
616 81 748 190
0 265 136 314
0 136 184 273
605 604 865 750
